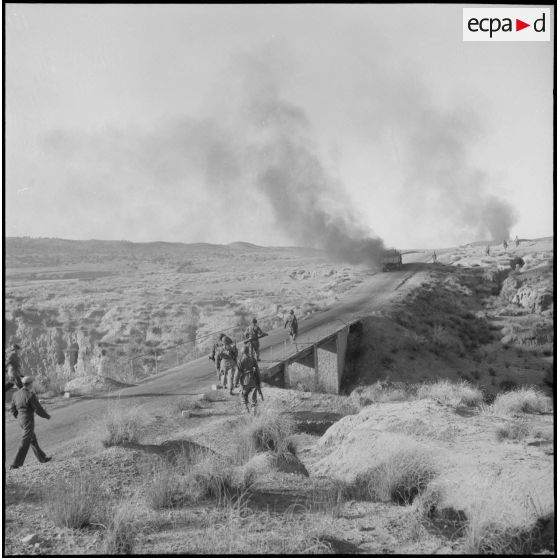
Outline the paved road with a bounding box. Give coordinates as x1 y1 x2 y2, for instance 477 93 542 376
4 254 430 461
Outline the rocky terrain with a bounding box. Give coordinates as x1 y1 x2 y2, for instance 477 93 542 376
5 238 371 392
4 236 554 555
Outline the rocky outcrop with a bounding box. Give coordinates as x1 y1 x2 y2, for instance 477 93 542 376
500 274 553 314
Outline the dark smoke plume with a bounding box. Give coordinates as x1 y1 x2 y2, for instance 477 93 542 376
237 56 385 264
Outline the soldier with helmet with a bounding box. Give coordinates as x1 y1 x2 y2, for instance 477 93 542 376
284 309 298 343
234 345 262 415
217 337 238 395
244 318 267 361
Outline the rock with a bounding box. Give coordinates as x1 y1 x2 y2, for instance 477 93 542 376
211 384 219 391
21 534 39 545
181 410 191 418
64 392 71 398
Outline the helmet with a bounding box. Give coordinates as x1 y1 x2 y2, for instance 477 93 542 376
219 333 225 340
252 318 257 324
290 309 294 314
22 376 34 385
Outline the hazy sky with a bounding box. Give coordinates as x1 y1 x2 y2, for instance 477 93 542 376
5 4 554 250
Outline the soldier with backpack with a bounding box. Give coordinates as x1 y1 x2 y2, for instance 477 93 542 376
217 338 238 395
235 345 262 415
244 318 267 361
284 309 298 343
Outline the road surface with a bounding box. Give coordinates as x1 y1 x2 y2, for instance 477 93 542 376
4 256 430 461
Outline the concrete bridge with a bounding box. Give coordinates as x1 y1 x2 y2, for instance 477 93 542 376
257 318 362 394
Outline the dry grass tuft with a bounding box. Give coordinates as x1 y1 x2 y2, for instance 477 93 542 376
495 419 532 442
103 500 140 555
48 472 102 529
488 387 553 416
101 404 145 447
463 482 554 554
416 379 483 408
344 445 437 505
233 406 296 464
182 503 335 553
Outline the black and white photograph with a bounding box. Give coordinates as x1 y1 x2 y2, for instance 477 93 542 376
4 3 555 554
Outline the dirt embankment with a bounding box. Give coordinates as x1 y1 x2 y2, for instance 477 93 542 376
342 242 553 397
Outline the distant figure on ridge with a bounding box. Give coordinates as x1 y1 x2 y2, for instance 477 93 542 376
503 239 508 250
431 251 437 263
284 309 298 343
235 345 262 415
9 376 52 469
244 318 267 361
5 343 23 392
485 244 490 256
514 235 520 248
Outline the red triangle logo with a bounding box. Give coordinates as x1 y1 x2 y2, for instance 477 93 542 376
516 19 530 31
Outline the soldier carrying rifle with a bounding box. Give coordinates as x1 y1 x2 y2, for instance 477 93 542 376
244 318 267 361
234 345 263 415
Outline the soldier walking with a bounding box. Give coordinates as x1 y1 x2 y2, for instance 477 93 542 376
235 345 262 415
209 333 230 383
5 343 23 392
217 338 238 395
431 251 437 263
485 244 490 256
9 376 52 469
514 235 520 248
244 318 267 361
284 310 298 343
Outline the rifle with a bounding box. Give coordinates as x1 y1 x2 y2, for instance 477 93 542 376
257 385 264 401
242 332 268 344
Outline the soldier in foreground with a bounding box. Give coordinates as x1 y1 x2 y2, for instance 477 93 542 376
9 376 52 469
217 337 238 395
244 318 267 361
284 309 298 343
235 345 262 415
5 343 23 392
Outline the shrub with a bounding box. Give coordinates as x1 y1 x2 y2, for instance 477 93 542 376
49 472 101 529
192 453 255 505
495 419 531 442
346 445 437 505
233 406 296 464
416 379 483 408
144 459 195 510
103 501 139 555
463 487 554 554
490 387 553 416
101 405 144 447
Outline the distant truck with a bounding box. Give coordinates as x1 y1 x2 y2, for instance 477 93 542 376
382 249 402 272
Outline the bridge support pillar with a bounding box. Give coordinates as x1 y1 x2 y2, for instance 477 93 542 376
316 326 349 394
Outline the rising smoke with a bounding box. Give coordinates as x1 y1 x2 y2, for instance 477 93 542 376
42 48 517 256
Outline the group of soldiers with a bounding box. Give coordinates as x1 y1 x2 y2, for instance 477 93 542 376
5 310 301 468
208 311 298 414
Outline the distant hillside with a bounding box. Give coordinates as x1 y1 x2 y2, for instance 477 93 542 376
4 237 322 268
